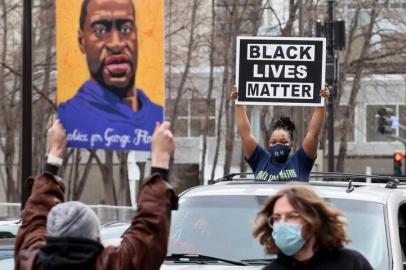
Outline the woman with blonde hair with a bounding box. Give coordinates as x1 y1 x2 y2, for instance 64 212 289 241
253 185 372 269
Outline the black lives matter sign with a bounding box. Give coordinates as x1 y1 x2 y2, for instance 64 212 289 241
236 37 326 106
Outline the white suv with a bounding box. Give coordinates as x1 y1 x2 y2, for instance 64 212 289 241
96 173 406 269
3 174 405 270
159 173 406 270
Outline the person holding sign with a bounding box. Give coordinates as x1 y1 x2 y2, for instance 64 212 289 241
57 0 163 151
15 120 178 270
230 85 329 182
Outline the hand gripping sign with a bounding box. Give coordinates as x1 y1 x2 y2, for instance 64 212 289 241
236 36 326 107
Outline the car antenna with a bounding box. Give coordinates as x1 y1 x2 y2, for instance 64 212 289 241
385 177 400 189
346 180 354 193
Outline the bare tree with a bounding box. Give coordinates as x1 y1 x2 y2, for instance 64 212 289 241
32 0 56 176
62 149 93 201
199 0 216 184
0 0 22 202
165 0 205 187
212 0 264 176
256 0 304 151
281 0 299 37
168 0 201 134
92 151 117 205
117 151 130 205
335 0 406 171
211 0 236 178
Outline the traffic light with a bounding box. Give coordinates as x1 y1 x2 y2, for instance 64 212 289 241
376 107 396 135
394 151 404 177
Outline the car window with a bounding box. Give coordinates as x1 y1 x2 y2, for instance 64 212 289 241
168 195 389 269
329 198 389 270
0 257 14 269
168 195 271 262
398 204 406 263
99 223 130 243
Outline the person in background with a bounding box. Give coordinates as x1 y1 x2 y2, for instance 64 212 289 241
230 85 329 182
14 120 178 270
253 185 373 270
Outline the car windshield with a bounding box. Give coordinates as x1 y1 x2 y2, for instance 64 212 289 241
330 198 389 270
167 195 389 269
99 222 130 242
168 195 272 263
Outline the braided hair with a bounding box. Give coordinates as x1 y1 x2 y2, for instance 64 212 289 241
271 116 296 142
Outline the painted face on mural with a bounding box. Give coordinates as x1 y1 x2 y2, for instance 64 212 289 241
79 0 138 97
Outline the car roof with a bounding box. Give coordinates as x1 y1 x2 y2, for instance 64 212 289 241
181 180 406 204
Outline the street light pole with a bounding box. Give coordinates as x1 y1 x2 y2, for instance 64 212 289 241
315 0 345 172
327 0 335 172
21 0 32 209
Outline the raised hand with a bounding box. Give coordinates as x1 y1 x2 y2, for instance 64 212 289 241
320 84 330 99
151 121 175 169
230 85 239 100
47 120 67 158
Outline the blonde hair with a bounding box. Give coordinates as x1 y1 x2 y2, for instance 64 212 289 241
253 185 350 255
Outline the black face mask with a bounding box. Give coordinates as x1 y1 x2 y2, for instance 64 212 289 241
268 144 292 164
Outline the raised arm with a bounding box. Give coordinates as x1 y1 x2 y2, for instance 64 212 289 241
302 85 330 159
15 120 67 270
231 86 258 158
99 121 178 270
151 122 173 170
150 121 175 180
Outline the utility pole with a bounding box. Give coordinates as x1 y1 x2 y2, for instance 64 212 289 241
21 0 32 209
297 0 305 148
326 0 335 172
315 0 345 172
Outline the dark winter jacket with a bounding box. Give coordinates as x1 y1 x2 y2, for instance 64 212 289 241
14 171 178 270
263 248 373 270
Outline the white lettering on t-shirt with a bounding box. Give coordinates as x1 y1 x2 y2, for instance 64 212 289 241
256 169 298 181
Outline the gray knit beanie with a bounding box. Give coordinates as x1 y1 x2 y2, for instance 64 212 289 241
47 201 101 240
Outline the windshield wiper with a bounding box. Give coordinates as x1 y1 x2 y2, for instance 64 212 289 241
165 253 248 265
242 258 275 265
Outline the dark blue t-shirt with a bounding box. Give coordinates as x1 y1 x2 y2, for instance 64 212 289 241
246 145 315 182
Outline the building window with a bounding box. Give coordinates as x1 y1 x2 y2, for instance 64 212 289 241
366 105 396 142
165 98 216 137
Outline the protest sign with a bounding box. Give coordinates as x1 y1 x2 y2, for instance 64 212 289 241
236 36 326 106
56 0 164 151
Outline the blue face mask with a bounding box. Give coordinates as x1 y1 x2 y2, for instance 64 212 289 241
271 221 305 256
268 144 291 164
